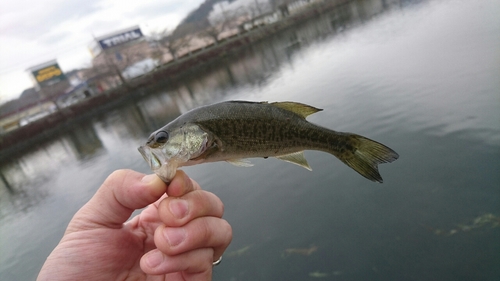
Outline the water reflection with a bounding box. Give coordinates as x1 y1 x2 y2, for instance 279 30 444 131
65 123 103 160
0 140 63 219
0 124 104 218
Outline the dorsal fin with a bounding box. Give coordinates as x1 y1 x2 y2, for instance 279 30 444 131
270 102 322 119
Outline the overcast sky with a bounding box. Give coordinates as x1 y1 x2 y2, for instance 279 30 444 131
0 0 207 102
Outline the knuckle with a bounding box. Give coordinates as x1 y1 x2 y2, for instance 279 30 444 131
199 218 213 243
201 191 224 217
220 219 233 246
104 169 127 186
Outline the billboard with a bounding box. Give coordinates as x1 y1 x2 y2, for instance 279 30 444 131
98 27 143 50
31 63 66 87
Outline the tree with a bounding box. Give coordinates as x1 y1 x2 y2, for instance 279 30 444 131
200 6 246 44
87 42 148 87
151 23 197 62
245 0 273 19
200 17 226 44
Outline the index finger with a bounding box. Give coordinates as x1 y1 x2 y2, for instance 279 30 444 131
166 170 201 197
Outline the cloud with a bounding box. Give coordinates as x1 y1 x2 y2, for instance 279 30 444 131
0 0 101 39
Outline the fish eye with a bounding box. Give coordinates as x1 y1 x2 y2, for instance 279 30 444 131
154 131 169 144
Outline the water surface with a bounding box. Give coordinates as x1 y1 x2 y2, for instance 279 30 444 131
1 0 499 280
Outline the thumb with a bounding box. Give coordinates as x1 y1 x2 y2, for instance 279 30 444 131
67 169 167 232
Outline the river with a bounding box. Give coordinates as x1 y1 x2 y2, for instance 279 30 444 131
1 0 499 280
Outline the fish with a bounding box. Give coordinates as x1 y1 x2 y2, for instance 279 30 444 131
138 101 399 183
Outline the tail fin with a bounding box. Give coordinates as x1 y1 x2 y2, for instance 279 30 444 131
338 134 399 183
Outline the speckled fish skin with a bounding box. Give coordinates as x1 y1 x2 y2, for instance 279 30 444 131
138 101 399 183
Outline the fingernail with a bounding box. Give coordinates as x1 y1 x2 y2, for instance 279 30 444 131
164 227 186 247
141 174 157 183
145 250 164 268
169 199 188 219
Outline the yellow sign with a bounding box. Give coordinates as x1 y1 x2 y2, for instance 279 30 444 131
32 63 66 84
34 65 63 83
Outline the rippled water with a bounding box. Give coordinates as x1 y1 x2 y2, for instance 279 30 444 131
1 0 499 280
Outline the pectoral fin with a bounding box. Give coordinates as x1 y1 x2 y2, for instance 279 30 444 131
276 151 312 171
226 159 254 167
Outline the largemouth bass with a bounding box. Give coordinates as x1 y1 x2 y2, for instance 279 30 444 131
138 101 399 183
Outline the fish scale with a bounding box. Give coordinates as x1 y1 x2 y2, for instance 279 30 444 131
199 115 345 157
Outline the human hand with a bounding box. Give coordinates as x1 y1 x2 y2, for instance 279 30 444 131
37 169 232 281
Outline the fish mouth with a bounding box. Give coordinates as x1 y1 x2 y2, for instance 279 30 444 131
138 145 178 182
138 145 162 171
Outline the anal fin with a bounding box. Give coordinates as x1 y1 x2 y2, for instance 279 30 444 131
226 158 254 167
276 151 312 171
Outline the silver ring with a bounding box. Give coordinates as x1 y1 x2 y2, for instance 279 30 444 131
212 256 222 266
